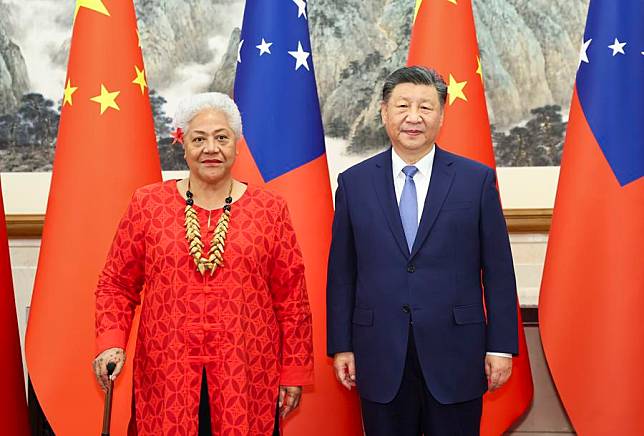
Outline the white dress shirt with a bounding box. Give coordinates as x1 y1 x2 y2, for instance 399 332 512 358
391 147 511 359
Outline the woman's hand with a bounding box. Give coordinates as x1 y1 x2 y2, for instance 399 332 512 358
92 347 125 392
278 385 302 419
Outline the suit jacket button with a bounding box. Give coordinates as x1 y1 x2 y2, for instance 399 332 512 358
407 265 416 273
402 305 411 314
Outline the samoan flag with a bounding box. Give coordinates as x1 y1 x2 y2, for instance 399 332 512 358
575 0 643 186
232 1 362 434
540 1 644 434
234 0 324 182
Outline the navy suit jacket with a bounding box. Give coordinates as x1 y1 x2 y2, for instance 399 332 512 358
326 146 519 405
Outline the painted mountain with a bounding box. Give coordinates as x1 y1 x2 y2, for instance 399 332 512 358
0 0 588 171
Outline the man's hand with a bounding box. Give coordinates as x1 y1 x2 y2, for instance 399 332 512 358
92 347 125 392
278 385 302 419
333 352 356 390
485 354 512 391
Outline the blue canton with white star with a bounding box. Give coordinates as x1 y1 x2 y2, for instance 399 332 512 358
576 0 644 186
234 0 325 182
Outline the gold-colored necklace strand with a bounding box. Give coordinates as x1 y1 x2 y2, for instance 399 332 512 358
184 180 233 276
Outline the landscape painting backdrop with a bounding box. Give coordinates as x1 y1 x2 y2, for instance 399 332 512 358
0 0 589 173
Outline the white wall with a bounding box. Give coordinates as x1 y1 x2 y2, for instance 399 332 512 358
9 238 39 390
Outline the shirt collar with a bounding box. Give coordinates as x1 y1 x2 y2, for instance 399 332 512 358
391 145 436 178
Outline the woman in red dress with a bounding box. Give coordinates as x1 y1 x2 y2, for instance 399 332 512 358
92 93 313 435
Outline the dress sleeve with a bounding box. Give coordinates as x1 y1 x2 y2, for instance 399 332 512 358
269 199 314 386
95 191 146 355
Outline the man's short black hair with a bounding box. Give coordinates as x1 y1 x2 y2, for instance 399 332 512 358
382 66 448 107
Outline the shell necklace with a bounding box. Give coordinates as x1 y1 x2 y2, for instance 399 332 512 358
184 179 233 276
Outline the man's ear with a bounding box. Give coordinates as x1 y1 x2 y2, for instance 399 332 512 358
380 101 387 125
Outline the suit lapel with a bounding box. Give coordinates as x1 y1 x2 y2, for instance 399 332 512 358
372 150 409 258
410 146 455 259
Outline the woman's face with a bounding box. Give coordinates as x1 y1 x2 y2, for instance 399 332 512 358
183 109 237 184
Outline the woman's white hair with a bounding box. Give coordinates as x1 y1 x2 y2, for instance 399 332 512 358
173 92 243 138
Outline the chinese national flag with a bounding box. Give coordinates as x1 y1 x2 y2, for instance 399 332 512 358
0 181 30 435
539 1 644 434
25 1 161 434
232 0 362 434
408 1 533 434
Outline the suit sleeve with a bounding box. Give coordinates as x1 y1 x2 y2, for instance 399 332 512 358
269 199 314 386
479 168 519 355
95 191 145 355
326 173 357 356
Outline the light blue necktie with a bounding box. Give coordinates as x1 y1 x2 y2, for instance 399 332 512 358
399 166 419 252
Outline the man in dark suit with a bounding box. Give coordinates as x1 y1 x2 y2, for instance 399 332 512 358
326 66 519 435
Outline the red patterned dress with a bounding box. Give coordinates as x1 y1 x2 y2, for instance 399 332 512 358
95 180 313 435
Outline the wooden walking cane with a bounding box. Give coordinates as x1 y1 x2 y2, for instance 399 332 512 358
101 362 117 436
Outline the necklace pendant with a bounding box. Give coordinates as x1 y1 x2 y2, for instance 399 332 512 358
185 179 234 277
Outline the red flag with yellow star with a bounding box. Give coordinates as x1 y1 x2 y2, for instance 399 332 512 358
25 1 160 434
408 0 533 434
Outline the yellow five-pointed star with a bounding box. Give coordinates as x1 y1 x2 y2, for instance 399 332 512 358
74 0 110 20
132 66 147 94
476 56 483 80
63 79 78 107
90 84 120 114
414 0 423 21
447 74 467 105
448 0 457 4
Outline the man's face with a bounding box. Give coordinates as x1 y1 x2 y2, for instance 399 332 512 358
380 83 444 160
